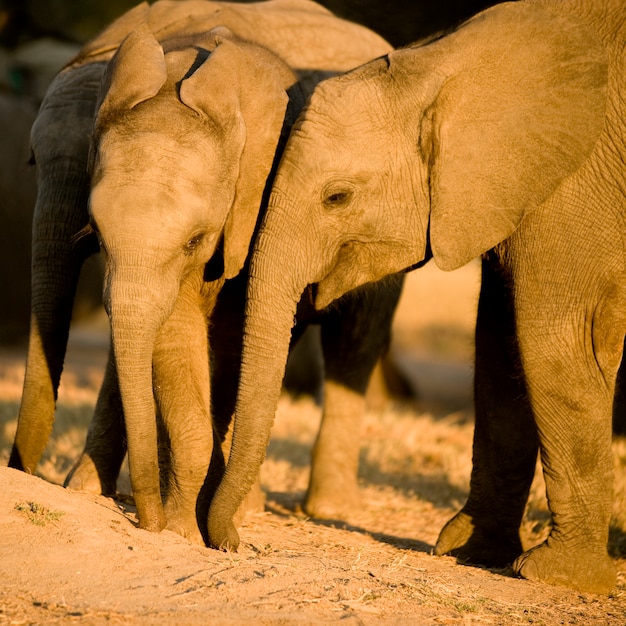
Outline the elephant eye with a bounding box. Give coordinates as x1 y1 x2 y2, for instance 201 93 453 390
185 232 205 254
323 189 353 209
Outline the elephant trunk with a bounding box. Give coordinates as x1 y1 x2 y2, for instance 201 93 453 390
11 62 104 473
10 159 94 472
107 261 175 532
207 201 316 550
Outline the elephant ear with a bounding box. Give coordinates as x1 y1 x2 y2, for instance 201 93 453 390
419 3 608 271
179 31 291 279
96 22 167 124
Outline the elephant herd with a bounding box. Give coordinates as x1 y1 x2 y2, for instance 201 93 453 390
6 0 626 596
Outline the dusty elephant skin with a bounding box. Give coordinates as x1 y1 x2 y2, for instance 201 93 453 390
213 0 626 594
8 0 395 543
76 22 297 540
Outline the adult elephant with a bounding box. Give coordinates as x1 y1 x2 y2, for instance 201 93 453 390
9 0 395 541
223 0 508 48
208 0 625 594
0 93 104 346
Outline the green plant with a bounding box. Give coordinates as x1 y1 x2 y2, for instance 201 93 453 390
15 501 65 526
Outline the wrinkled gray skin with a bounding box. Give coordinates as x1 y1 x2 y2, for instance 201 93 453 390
8 0 394 543
0 93 104 345
213 0 625 594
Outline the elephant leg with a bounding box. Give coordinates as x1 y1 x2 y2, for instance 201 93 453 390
305 273 404 519
511 299 620 592
436 253 538 566
365 341 416 411
10 170 95 473
65 345 126 495
10 65 103 474
153 279 216 545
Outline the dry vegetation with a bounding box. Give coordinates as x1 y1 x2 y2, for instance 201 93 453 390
1 263 626 624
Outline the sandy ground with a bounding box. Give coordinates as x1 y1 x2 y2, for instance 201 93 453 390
1 262 626 625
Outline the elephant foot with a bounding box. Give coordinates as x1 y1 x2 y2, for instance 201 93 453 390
165 517 204 546
435 510 523 567
513 540 616 594
64 454 117 495
304 480 360 521
163 496 205 546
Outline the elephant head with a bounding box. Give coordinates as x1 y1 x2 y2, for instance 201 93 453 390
206 1 608 549
87 23 292 530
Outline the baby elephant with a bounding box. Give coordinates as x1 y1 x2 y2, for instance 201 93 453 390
211 0 625 594
10 0 397 544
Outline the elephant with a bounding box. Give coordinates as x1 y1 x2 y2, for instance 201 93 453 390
199 0 507 48
207 0 625 594
313 0 503 47
8 0 396 542
0 91 104 345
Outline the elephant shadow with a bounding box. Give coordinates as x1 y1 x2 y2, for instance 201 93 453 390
262 491 520 587
262 496 521 585
265 493 436 555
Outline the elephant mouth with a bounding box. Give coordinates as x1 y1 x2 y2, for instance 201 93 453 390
315 235 430 311
314 241 365 311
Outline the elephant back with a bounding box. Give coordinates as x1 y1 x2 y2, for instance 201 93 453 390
68 0 392 73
